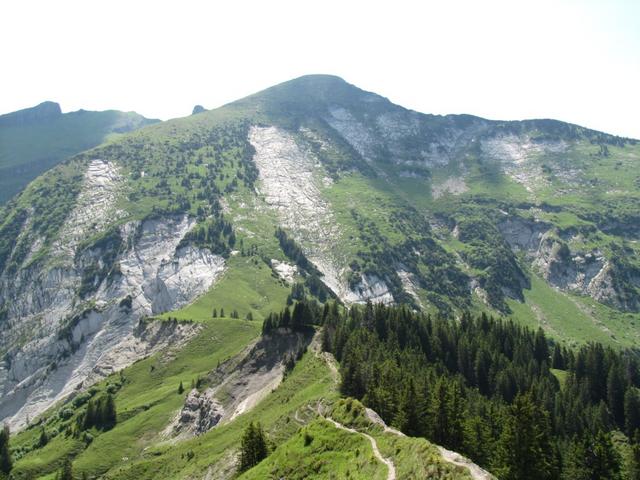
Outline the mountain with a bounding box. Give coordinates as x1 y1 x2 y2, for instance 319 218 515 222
0 101 159 203
1 74 640 478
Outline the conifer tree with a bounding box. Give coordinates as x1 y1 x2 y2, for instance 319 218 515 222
238 422 268 472
552 344 565 369
0 424 12 475
59 457 73 480
607 365 625 426
178 381 184 394
292 302 305 330
626 388 640 436
492 393 556 480
84 399 96 430
103 394 117 429
281 307 291 328
629 431 640 480
534 328 549 364
463 415 492 466
393 379 422 437
563 431 620 480
39 426 49 447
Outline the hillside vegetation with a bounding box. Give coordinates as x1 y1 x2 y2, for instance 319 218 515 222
2 74 640 478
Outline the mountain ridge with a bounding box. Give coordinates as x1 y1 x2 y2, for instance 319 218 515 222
1 73 640 433
0 102 159 204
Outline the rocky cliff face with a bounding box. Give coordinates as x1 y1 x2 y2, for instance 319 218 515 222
165 327 313 440
0 160 226 429
2 74 640 430
249 125 394 304
497 215 634 310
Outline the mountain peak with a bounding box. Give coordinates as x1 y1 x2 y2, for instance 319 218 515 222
230 73 390 120
0 101 62 127
192 105 207 115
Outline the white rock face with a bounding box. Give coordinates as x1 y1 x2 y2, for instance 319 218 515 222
118 217 225 315
326 107 381 162
532 236 614 300
397 269 423 307
0 166 225 429
432 177 469 199
165 328 313 441
52 159 126 258
347 274 394 305
326 107 484 170
270 259 298 284
481 135 566 193
166 388 224 439
497 216 626 308
249 125 391 304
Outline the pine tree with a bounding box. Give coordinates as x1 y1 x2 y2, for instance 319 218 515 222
563 431 620 480
534 328 550 364
492 393 557 480
220 308 225 318
629 430 640 480
103 394 117 430
212 308 217 318
428 377 447 445
563 436 590 480
591 430 621 479
463 415 493 466
238 422 268 472
292 302 305 330
39 426 49 447
178 381 184 394
552 344 565 369
393 379 422 436
626 388 640 436
84 399 96 430
0 424 12 475
281 307 291 329
59 457 73 480
474 348 491 395
607 365 625 427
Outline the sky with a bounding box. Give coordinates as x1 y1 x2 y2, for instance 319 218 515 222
2 0 639 138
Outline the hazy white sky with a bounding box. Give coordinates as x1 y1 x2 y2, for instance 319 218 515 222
2 0 639 137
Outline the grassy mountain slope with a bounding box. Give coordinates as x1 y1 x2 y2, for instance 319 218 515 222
7 311 469 479
0 101 158 203
2 75 640 357
3 75 640 476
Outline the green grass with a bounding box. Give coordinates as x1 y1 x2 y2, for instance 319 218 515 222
239 419 386 479
507 274 632 348
10 317 261 479
160 254 290 322
551 369 568 389
329 398 473 480
102 338 338 479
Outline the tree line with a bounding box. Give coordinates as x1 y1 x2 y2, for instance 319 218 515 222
275 300 640 479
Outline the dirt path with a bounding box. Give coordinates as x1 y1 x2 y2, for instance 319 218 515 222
314 329 492 480
310 331 340 386
324 416 396 480
365 408 493 480
310 335 395 479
